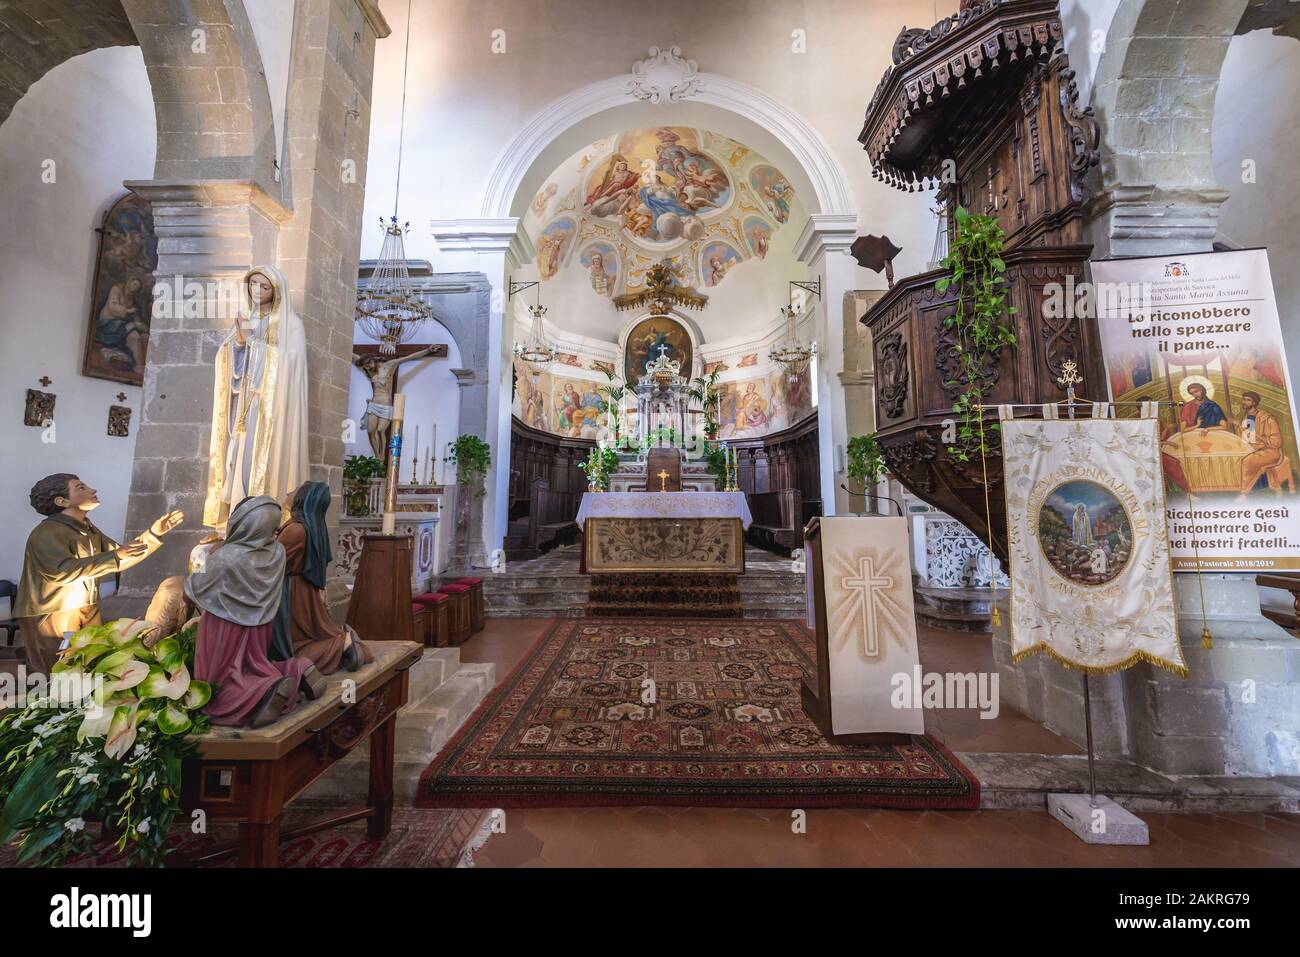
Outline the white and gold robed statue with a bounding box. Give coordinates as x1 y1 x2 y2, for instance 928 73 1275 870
203 264 309 531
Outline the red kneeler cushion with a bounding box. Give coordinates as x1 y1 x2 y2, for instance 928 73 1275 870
455 577 482 586
413 592 449 605
411 603 424 613
439 583 471 594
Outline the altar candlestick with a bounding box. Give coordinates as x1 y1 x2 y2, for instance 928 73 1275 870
382 392 406 535
410 424 420 485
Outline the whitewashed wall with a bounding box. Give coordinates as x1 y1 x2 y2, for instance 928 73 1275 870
0 47 156 586
361 0 953 279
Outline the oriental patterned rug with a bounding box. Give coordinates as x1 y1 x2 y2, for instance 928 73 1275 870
0 807 496 868
418 619 979 809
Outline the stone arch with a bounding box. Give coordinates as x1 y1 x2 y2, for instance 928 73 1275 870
121 0 278 187
1091 0 1250 202
0 2 278 188
0 1 137 130
482 70 855 221
1086 0 1259 255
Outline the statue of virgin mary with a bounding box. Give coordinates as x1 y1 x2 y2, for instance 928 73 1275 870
202 264 309 531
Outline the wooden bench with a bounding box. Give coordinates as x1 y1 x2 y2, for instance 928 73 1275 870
746 489 802 554
527 477 582 554
178 640 422 867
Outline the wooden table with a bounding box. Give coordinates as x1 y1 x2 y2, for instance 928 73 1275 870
1162 430 1252 493
178 640 422 867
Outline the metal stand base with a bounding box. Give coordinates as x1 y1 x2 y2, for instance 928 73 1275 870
1048 793 1150 845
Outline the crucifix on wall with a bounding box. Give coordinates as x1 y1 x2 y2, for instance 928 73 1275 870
352 342 449 461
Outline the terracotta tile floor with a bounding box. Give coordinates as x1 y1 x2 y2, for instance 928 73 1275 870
449 617 1300 868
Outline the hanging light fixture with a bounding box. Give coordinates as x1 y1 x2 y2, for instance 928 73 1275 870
510 280 557 379
355 0 429 354
769 279 820 383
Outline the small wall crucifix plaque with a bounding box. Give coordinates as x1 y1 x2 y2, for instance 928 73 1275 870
657 469 670 492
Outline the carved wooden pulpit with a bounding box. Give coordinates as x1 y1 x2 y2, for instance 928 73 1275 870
857 0 1104 561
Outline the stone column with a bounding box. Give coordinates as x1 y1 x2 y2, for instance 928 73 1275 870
112 180 291 611
794 213 859 517
838 289 884 514
111 0 389 619
1086 184 1229 260
1077 1 1299 770
277 0 385 512
430 219 534 561
448 366 485 570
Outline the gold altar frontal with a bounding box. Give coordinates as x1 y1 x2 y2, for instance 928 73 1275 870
584 517 746 574
583 517 745 617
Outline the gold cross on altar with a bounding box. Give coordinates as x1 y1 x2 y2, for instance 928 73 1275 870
842 555 894 659
657 470 670 492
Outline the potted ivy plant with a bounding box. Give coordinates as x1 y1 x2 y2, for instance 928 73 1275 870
688 368 723 440
846 433 885 515
577 446 619 491
445 434 491 569
596 368 626 443
343 453 385 516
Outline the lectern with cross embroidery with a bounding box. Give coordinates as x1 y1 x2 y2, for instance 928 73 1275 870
800 516 925 742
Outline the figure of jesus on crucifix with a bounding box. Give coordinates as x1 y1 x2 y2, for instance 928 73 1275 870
352 344 442 459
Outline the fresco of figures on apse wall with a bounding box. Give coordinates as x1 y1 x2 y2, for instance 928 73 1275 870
513 360 815 442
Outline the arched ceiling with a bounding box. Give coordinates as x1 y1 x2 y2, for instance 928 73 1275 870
522 125 804 302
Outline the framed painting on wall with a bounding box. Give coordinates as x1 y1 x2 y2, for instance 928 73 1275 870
623 314 692 386
81 191 158 386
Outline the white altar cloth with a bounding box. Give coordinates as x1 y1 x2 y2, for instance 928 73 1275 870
576 491 752 529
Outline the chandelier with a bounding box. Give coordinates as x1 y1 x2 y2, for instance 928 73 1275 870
769 280 819 383
513 294 557 379
356 217 431 353
354 0 428 354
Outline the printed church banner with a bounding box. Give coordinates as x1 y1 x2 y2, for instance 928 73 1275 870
1093 249 1300 571
1000 414 1186 676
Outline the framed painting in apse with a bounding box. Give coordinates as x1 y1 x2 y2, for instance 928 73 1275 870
82 192 159 386
623 314 693 385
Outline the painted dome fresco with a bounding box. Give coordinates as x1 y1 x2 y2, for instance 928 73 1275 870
524 126 799 299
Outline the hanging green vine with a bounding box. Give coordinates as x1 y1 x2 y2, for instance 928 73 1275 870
934 206 1017 462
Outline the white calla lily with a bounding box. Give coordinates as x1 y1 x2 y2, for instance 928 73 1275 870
103 703 141 760
141 665 191 701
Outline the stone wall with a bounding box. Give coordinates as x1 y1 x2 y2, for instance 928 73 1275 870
993 596 1300 777
113 0 389 612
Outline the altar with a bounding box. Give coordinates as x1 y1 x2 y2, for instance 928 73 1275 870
578 491 752 615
